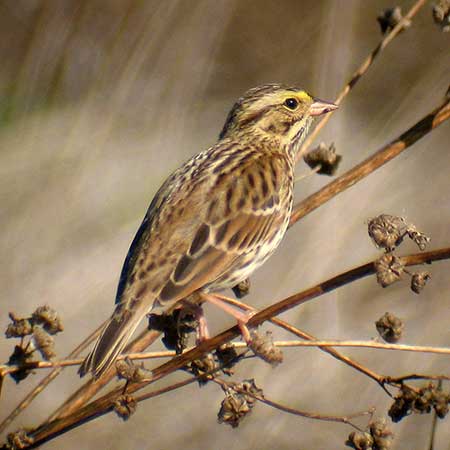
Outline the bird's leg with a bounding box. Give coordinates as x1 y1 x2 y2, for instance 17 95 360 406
199 293 255 345
195 306 210 344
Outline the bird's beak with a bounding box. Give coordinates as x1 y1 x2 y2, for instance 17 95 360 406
309 99 338 116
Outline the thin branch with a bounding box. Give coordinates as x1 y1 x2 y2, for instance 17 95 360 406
214 293 384 384
26 70 450 436
47 329 161 421
213 378 374 432
0 321 105 435
386 374 450 384
291 90 450 225
5 340 449 377
295 0 427 161
0 351 174 377
19 247 450 448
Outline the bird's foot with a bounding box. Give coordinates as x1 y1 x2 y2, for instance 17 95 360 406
199 293 256 345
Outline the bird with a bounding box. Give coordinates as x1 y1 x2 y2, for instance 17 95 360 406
79 83 337 378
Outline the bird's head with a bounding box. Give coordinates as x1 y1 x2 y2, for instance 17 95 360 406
219 84 337 156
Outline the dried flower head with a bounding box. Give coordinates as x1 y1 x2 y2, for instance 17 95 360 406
374 254 404 288
31 326 56 360
218 379 262 428
368 214 407 251
31 305 63 335
5 313 33 339
369 417 394 450
148 309 198 353
115 358 152 382
389 382 450 422
218 389 252 428
346 431 374 450
215 343 240 375
377 7 411 34
410 271 431 294
189 352 218 385
114 394 137 421
406 226 430 251
375 312 404 343
232 278 251 298
303 142 342 176
7 346 36 383
433 0 450 31
249 330 283 366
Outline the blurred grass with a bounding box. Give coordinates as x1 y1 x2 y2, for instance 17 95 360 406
0 1 449 449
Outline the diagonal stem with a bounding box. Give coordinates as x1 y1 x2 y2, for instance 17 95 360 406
20 247 450 448
295 0 428 162
291 90 450 225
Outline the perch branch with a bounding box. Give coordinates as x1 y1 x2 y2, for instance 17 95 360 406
213 378 374 431
19 247 450 448
291 88 450 225
295 0 427 161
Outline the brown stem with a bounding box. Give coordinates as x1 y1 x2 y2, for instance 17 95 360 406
47 329 161 421
0 321 105 435
385 374 450 384
295 0 427 161
214 294 384 384
213 378 374 432
19 247 450 448
291 92 450 225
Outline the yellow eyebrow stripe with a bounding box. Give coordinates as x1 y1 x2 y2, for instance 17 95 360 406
296 91 312 101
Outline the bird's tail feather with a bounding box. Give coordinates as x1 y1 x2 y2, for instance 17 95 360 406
79 304 148 378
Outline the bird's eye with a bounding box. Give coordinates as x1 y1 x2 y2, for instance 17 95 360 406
284 98 298 110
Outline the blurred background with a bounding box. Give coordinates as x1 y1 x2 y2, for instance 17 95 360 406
0 1 449 449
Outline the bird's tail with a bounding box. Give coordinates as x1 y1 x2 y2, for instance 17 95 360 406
79 303 148 378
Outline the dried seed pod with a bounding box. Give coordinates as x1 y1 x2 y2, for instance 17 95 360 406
406 226 430 251
389 384 418 422
31 305 63 335
238 379 264 406
431 387 450 418
369 417 394 450
368 214 407 251
189 352 218 385
249 330 283 366
217 379 262 428
376 312 404 343
148 309 197 353
7 346 36 383
32 326 56 360
303 142 342 176
377 7 411 34
215 343 240 375
115 358 152 382
114 395 137 421
5 313 33 339
218 389 252 428
433 0 450 31
410 271 431 294
374 254 404 288
232 278 251 298
346 431 374 450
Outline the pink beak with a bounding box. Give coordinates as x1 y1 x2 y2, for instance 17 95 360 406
309 98 338 116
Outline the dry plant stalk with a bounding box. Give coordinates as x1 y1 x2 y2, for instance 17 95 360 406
10 247 449 448
1 1 448 448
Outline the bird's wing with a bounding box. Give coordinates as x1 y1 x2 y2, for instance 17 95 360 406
117 145 291 311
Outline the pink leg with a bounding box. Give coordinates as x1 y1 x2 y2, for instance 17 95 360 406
196 310 210 343
199 293 255 344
